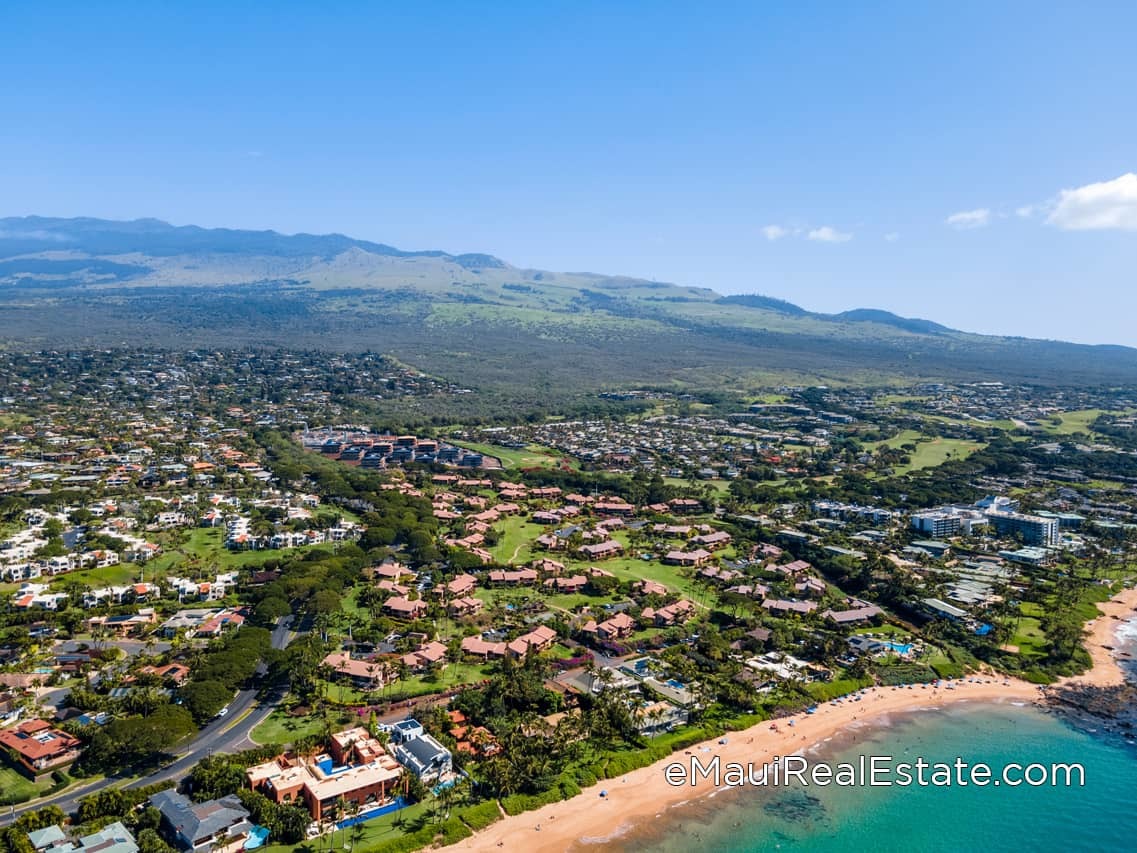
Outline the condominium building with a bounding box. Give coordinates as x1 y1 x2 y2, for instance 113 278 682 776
986 511 1059 546
910 510 962 538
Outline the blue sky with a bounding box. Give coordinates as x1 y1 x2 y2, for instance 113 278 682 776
3 1 1137 345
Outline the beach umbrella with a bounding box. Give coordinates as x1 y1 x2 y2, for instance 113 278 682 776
599 790 608 797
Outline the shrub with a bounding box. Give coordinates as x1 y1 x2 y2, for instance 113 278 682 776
1022 669 1054 685
804 677 873 703
454 800 501 832
930 662 964 679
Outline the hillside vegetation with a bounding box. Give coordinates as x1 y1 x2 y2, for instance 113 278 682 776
2 216 1136 391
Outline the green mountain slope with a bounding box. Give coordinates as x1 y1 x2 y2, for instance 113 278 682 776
1 216 1134 390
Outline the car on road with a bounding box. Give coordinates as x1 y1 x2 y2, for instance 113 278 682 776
216 706 229 718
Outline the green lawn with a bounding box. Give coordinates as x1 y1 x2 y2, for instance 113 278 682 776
544 592 606 611
446 439 574 470
48 562 141 588
1009 615 1048 658
320 662 494 705
250 708 353 746
663 477 729 494
259 800 434 853
472 585 541 609
863 429 985 474
565 555 707 600
143 527 327 575
863 428 925 451
489 517 544 564
852 624 909 639
1035 409 1114 436
0 765 53 805
895 437 986 474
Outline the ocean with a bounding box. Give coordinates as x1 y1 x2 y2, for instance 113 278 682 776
606 619 1137 853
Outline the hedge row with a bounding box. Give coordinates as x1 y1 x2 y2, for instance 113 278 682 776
453 800 501 832
804 677 874 703
930 662 965 680
875 664 938 685
501 775 582 816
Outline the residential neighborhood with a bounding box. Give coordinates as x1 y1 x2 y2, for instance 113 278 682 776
0 352 1136 852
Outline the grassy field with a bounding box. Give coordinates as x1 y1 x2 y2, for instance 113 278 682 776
48 562 141 588
663 476 729 493
250 708 353 746
864 429 985 474
895 437 986 474
321 662 494 706
447 439 575 470
851 624 910 639
570 555 707 600
35 527 317 592
258 800 434 853
543 592 604 611
489 517 545 564
143 527 324 574
1036 408 1135 436
864 428 924 450
0 413 30 430
0 765 53 805
1010 603 1048 658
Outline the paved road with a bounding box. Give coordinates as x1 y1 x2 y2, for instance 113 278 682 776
0 616 296 826
54 639 174 657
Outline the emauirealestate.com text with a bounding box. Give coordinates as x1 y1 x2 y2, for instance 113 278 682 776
663 755 1085 788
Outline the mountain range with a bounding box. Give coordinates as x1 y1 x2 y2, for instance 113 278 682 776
2 215 1134 391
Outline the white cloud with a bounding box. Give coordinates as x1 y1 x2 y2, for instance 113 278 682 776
807 226 852 243
1015 205 1036 219
945 208 991 230
761 224 790 241
884 231 900 242
1046 172 1137 231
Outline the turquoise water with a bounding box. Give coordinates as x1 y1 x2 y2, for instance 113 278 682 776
243 826 270 849
614 704 1137 852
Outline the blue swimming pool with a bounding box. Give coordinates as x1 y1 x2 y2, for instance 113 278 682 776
244 826 270 849
335 797 408 829
666 678 686 689
887 642 914 655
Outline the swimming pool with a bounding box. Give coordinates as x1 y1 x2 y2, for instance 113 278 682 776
887 642 914 655
315 755 352 776
666 678 686 689
244 826 270 849
335 797 408 829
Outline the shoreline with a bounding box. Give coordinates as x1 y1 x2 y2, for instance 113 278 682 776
1057 585 1137 689
460 585 1137 852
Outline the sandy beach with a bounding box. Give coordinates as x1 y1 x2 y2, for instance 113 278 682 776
460 585 1137 852
1059 585 1137 688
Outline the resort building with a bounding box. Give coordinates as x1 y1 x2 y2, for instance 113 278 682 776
986 510 1060 546
910 510 962 538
